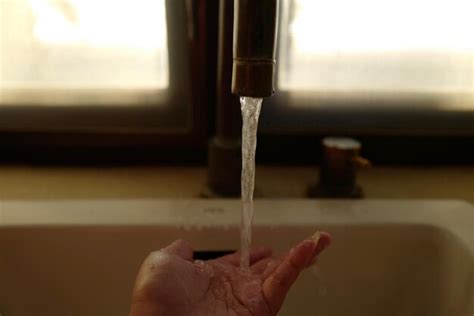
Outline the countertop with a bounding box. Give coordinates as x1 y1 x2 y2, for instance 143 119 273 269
0 166 472 203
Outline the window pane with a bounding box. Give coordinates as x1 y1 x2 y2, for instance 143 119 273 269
279 0 474 96
0 0 168 92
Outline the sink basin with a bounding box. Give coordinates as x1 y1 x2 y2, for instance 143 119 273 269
1 199 473 316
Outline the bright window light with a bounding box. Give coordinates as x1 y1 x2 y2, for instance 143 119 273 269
0 0 169 90
278 0 474 96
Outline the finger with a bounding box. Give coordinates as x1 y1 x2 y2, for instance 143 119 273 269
219 246 272 266
249 247 273 264
251 251 288 275
251 257 273 274
259 232 332 276
162 239 194 262
262 240 317 313
313 232 332 255
264 231 332 273
307 232 331 267
261 254 286 279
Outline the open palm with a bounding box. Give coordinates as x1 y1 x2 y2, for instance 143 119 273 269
130 234 330 316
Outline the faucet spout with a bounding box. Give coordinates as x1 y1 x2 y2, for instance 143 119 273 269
232 0 279 98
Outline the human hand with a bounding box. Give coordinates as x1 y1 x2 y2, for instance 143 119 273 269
130 233 331 316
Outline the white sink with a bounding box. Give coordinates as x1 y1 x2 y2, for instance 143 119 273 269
1 199 473 316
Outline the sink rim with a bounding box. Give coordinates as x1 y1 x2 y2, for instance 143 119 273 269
1 199 472 254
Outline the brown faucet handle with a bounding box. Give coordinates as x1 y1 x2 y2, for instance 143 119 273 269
353 156 371 168
308 137 366 198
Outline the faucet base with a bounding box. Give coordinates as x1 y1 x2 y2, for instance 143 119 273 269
203 136 263 198
204 137 242 197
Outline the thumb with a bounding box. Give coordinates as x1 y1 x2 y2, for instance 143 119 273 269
163 239 194 262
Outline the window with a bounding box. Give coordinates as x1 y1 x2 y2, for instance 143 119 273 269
261 0 474 135
1 0 169 97
0 0 197 135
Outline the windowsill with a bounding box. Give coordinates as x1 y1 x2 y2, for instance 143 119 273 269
0 165 472 204
0 87 169 106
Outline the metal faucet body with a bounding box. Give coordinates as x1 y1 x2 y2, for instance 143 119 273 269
232 0 279 98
